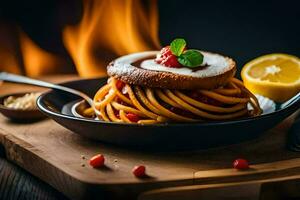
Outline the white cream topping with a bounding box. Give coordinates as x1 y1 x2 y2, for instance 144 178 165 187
114 51 230 78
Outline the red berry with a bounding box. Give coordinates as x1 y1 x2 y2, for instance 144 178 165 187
155 46 182 68
116 80 125 90
132 165 146 177
126 112 140 122
157 46 173 61
89 154 105 168
161 55 182 68
233 158 249 170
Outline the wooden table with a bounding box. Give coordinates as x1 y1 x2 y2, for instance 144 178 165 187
1 75 300 200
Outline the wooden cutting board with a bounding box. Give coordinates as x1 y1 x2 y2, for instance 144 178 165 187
1 76 300 200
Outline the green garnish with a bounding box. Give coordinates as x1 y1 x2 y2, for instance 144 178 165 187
170 38 204 68
170 38 186 56
178 50 204 68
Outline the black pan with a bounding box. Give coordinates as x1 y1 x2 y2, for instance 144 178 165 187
37 78 300 150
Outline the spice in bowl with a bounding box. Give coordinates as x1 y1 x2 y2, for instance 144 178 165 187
4 92 41 110
0 92 45 121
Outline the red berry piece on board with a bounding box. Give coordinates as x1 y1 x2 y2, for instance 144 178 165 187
132 165 146 177
89 154 105 168
233 158 249 170
126 112 140 122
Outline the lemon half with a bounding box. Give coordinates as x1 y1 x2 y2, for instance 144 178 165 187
241 53 300 102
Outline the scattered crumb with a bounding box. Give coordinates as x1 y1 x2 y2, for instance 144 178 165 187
81 155 86 159
114 159 118 162
81 163 85 167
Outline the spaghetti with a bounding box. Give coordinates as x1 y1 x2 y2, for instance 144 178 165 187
85 77 261 124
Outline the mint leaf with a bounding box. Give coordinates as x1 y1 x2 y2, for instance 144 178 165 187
178 50 204 68
170 38 186 56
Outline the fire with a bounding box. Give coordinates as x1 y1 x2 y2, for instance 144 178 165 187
0 41 20 75
0 25 67 77
0 25 23 75
20 32 67 77
0 0 160 77
63 0 160 77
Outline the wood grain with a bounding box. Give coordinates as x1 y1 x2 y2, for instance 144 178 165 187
0 76 300 199
0 157 67 200
139 175 300 200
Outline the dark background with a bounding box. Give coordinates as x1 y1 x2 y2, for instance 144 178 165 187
158 0 300 72
0 0 299 73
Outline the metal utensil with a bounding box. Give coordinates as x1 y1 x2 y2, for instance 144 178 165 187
0 72 99 116
281 92 300 109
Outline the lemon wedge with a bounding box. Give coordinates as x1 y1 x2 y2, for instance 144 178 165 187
241 53 300 102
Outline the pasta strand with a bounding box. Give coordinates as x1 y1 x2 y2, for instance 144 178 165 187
82 77 261 124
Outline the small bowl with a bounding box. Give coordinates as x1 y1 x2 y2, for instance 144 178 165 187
0 92 46 121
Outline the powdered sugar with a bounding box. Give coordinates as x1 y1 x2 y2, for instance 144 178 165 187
114 51 231 78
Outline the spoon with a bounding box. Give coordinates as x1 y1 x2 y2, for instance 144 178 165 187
0 72 100 116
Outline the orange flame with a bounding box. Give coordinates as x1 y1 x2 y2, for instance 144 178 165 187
20 31 67 77
0 24 22 74
63 0 161 77
0 47 21 74
0 24 68 77
0 0 160 77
